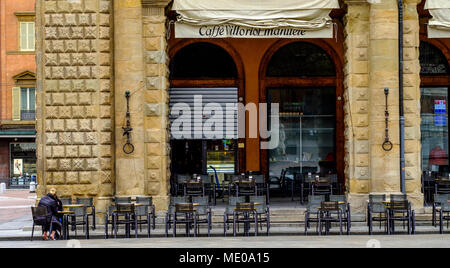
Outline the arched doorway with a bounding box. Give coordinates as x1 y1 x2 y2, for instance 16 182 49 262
260 40 345 200
168 41 245 195
419 40 450 204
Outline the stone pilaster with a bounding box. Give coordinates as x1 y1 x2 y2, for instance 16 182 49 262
403 0 424 209
35 0 115 214
142 0 171 210
114 0 146 198
344 0 371 213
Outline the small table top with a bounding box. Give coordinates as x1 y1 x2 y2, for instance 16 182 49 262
58 210 75 214
63 204 85 208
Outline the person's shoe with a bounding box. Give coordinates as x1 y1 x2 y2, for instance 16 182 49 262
42 233 49 241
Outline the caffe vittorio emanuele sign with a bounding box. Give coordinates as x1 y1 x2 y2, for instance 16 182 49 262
175 23 334 39
172 0 339 39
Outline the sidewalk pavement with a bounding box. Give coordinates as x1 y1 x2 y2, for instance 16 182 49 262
1 234 450 248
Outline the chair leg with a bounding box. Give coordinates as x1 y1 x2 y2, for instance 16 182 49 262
86 216 89 240
147 214 151 238
440 211 444 234
104 215 108 239
31 223 35 241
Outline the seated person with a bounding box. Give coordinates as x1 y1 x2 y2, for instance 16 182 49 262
37 188 63 240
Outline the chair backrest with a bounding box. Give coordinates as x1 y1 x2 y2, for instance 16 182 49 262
251 175 265 184
170 196 188 205
250 195 267 213
434 194 449 205
369 194 386 203
115 196 131 204
441 201 450 212
60 197 72 205
308 195 325 203
330 195 345 202
229 196 245 206
135 205 149 216
329 174 338 183
369 194 386 213
136 196 153 206
201 174 212 184
69 206 87 217
177 174 190 183
76 197 93 206
31 206 48 218
390 194 407 202
192 196 209 206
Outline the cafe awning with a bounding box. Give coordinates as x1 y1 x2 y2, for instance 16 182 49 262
425 0 450 38
172 0 340 38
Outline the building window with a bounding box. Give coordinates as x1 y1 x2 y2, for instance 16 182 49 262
420 41 450 205
19 22 35 51
20 87 35 120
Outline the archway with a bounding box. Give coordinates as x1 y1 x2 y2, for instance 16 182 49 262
260 40 345 202
168 41 245 195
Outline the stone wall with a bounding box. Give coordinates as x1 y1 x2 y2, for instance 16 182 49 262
35 0 114 213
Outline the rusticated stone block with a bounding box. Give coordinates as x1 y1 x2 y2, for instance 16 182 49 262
86 158 99 171
79 171 92 184
59 106 72 119
46 133 58 145
148 181 160 195
53 172 65 185
85 132 98 144
66 172 79 184
66 145 78 158
144 103 162 116
72 132 85 145
47 159 58 170
73 158 85 170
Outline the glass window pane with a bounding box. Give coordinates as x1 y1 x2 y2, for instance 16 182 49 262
20 23 28 51
421 87 449 177
420 42 449 75
20 88 28 110
267 42 336 77
170 42 237 79
27 22 35 50
268 87 336 178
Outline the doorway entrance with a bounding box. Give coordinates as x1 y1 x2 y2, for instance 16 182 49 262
168 41 243 193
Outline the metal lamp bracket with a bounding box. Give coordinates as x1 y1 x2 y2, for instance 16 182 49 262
122 90 134 154
382 88 393 151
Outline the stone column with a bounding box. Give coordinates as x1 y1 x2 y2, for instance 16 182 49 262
142 0 171 210
344 0 371 213
114 0 147 197
35 0 115 216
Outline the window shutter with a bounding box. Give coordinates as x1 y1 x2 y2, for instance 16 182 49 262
27 22 35 51
12 87 21 120
20 22 27 51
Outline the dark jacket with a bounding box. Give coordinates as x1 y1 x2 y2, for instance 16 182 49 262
37 194 63 230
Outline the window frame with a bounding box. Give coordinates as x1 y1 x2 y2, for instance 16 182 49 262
15 12 35 52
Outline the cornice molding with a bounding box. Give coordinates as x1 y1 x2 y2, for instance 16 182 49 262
141 0 172 8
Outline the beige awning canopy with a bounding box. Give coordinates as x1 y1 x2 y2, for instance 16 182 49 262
172 0 339 30
425 0 450 38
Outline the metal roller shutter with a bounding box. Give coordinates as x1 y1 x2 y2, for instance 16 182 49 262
169 88 238 140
